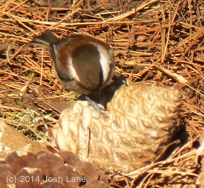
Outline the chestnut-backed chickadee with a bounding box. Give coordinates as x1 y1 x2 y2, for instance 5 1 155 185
31 30 115 113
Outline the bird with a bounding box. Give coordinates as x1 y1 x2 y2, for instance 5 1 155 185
30 30 115 113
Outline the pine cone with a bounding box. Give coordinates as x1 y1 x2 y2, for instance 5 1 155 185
52 82 182 172
0 151 108 188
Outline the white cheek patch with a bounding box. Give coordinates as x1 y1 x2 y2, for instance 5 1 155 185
93 43 111 84
66 56 80 82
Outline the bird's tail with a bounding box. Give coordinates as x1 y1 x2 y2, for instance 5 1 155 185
31 30 59 49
